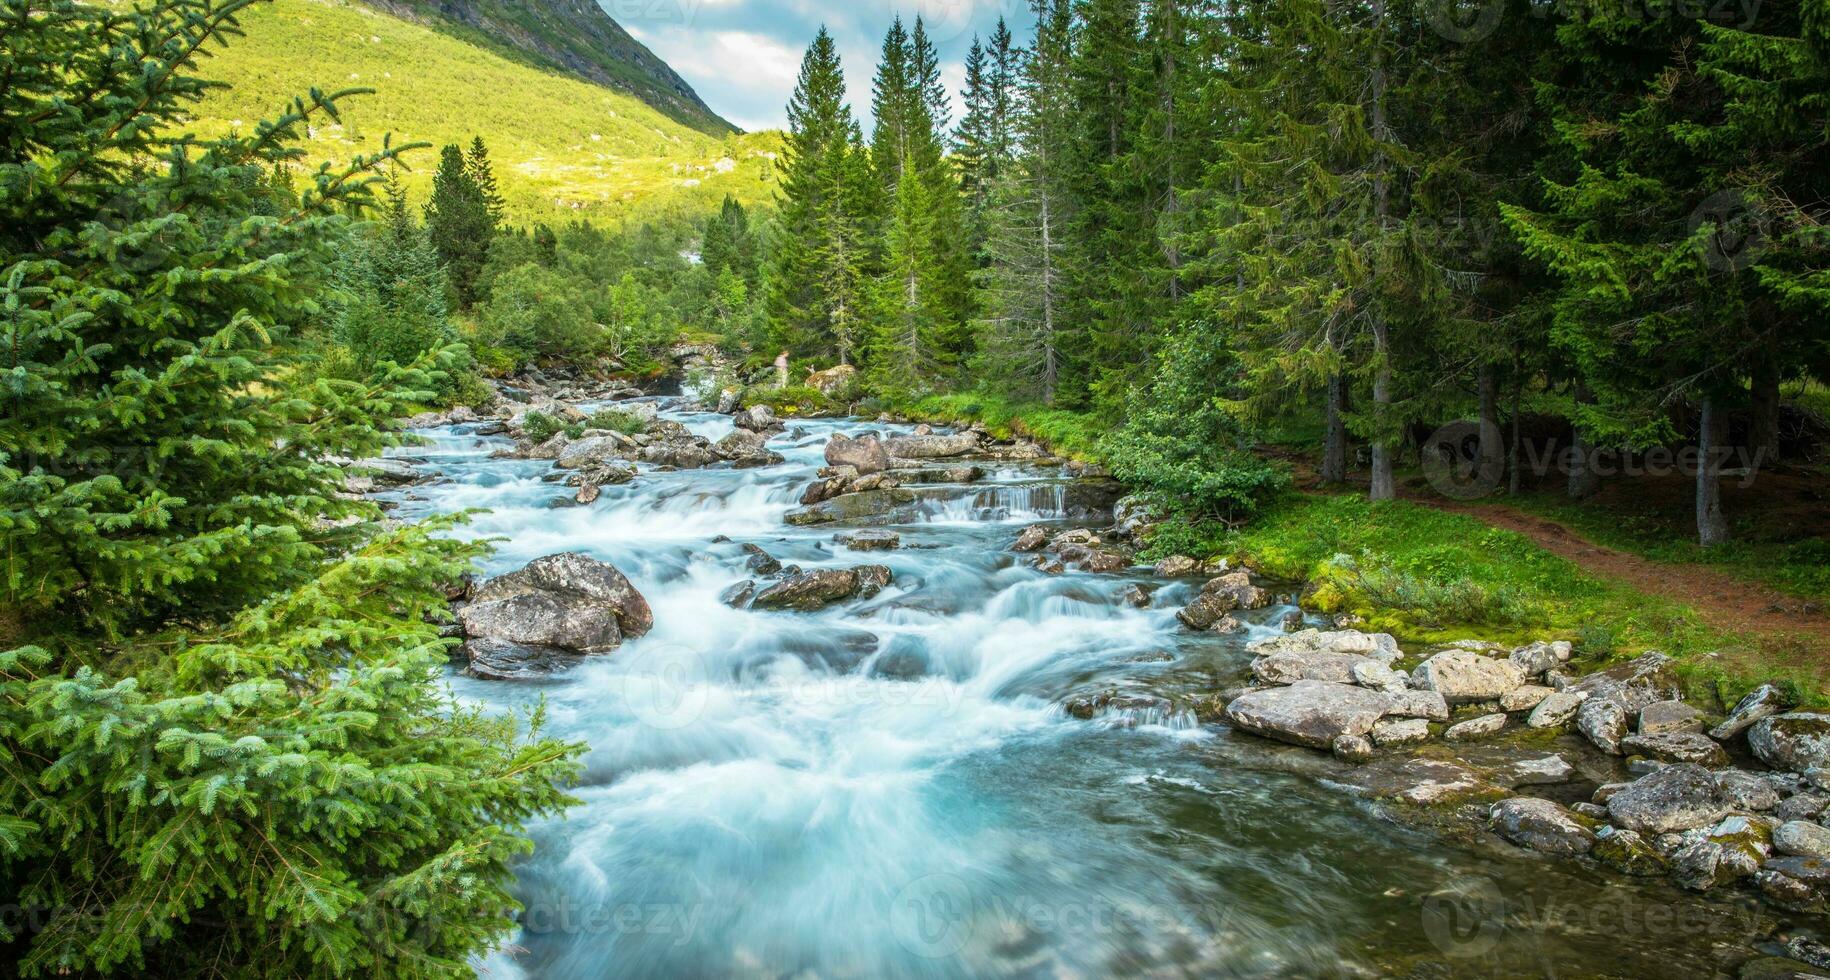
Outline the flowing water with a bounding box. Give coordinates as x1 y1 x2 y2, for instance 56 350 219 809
380 399 1781 979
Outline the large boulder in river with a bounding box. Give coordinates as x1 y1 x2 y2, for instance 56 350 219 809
785 488 919 527
883 431 979 459
750 565 892 611
1410 650 1526 705
734 404 783 433
1251 650 1376 686
461 637 585 682
1606 763 1729 834
1489 798 1597 856
1749 713 1830 773
1223 680 1391 750
825 432 890 474
463 552 653 644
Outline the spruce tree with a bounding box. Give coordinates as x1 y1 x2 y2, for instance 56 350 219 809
425 143 495 308
466 135 507 224
870 166 947 394
0 1 580 974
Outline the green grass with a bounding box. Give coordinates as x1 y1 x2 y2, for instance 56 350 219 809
186 0 780 223
1150 493 1827 709
889 393 1107 461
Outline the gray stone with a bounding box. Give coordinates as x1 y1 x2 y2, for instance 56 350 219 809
1709 683 1792 741
1508 641 1566 678
1411 651 1527 705
1775 821 1830 860
751 565 893 610
1606 763 1729 834
1500 685 1553 712
1716 769 1782 812
1154 555 1200 577
1592 826 1667 876
1385 690 1451 722
824 433 890 474
1223 681 1392 750
835 529 901 551
1526 689 1589 728
720 580 756 608
1753 871 1827 914
1564 652 1682 714
883 431 979 458
1246 628 1400 664
1012 525 1050 552
1351 659 1404 692
1779 794 1830 823
1619 731 1731 768
1638 700 1705 735
1489 797 1596 856
1576 697 1627 754
461 637 583 681
1494 755 1576 788
1199 571 1273 611
1750 713 1830 774
1332 733 1375 763
1444 713 1508 742
1252 650 1372 686
1176 592 1239 631
1371 717 1430 747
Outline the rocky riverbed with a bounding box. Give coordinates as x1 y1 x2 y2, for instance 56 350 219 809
358 374 1830 979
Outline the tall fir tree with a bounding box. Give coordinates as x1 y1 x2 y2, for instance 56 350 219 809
425 142 496 307
466 135 506 224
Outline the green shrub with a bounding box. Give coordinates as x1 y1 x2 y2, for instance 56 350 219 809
744 384 840 416
586 408 648 435
521 410 564 443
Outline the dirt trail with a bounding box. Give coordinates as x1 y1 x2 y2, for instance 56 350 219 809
1416 496 1830 671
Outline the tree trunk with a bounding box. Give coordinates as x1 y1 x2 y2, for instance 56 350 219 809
1507 366 1523 496
1567 385 1600 499
1322 373 1348 485
1749 350 1781 465
1478 365 1503 476
1697 394 1730 548
1367 0 1394 501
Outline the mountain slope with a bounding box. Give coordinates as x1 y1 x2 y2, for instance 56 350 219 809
358 0 735 135
187 0 777 222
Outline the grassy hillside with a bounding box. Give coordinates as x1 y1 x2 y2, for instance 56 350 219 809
186 0 779 223
360 0 734 135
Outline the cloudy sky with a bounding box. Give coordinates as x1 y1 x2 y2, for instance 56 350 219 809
611 0 1037 133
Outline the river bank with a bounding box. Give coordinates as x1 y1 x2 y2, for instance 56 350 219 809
362 374 1830 977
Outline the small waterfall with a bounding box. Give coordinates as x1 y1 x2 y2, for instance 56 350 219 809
916 483 1068 523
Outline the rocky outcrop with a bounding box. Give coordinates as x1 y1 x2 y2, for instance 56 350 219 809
1410 650 1526 705
1223 680 1391 750
1749 713 1830 773
457 553 652 679
883 431 979 459
825 432 890 474
1564 652 1682 714
785 488 919 526
748 565 892 610
1489 798 1597 856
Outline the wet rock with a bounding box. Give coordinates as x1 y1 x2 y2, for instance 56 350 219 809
1053 542 1132 572
1155 555 1200 577
1592 826 1667 876
1199 571 1273 610
347 456 423 488
1775 821 1830 860
1639 700 1705 735
463 552 652 654
1247 628 1401 665
1620 731 1731 768
785 488 919 527
1576 698 1628 754
742 544 782 576
1500 685 1553 712
1252 650 1373 686
1062 478 1127 520
1494 754 1576 788
1606 763 1729 834
1411 651 1526 705
1716 769 1782 812
720 580 756 608
1564 651 1682 714
751 565 893 610
1672 841 1737 891
1350 660 1404 692
1332 734 1375 763
1753 871 1827 914
1176 592 1239 631
1119 585 1153 608
1344 757 1507 807
825 432 889 474
1508 640 1569 678
1444 713 1508 742
1751 713 1830 774
1280 610 1304 632
715 387 742 414
1489 798 1596 856
1385 690 1451 722
1012 525 1051 552
1223 680 1392 750
1527 689 1589 728
1766 856 1830 890
733 404 783 433
1064 691 1176 725
836 529 901 551
714 428 769 458
1785 939 1830 973
883 431 979 458
461 637 582 681
1371 717 1430 747
1710 683 1793 741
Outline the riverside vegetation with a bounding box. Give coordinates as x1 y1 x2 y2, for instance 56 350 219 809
5 0 1830 975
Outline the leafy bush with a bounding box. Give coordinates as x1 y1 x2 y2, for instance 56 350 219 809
586 408 649 435
521 410 565 443
744 384 841 416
